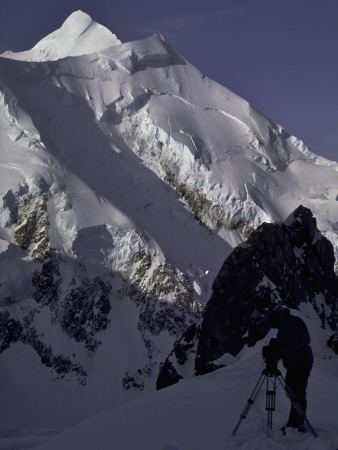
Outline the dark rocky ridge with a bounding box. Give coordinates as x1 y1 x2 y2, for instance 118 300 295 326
158 205 338 388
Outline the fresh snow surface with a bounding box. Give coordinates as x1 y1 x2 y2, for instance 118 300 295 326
0 312 337 450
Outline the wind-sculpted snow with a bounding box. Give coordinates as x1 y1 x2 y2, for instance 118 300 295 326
0 10 337 432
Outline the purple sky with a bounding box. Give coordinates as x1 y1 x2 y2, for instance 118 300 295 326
1 0 337 162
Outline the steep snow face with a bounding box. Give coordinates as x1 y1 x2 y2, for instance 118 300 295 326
0 11 337 430
1 11 121 61
1 29 337 255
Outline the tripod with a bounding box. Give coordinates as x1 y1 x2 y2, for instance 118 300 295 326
232 366 317 438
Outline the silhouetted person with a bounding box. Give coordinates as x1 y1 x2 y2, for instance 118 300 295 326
263 308 313 430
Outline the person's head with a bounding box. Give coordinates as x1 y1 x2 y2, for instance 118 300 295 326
263 308 290 331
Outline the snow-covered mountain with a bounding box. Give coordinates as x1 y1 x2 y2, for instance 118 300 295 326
0 10 337 440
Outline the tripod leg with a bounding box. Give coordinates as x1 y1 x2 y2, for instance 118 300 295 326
232 373 266 436
277 374 317 438
266 375 277 430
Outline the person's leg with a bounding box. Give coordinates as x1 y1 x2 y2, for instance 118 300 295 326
285 366 311 427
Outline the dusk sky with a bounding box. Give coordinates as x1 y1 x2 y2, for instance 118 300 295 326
1 0 337 162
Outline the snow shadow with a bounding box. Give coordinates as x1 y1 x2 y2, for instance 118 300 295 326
0 55 231 275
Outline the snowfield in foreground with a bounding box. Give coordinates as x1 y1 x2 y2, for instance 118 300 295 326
1 313 338 450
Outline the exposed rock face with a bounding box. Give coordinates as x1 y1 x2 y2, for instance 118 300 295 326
0 183 200 389
196 205 338 373
156 323 200 390
0 309 87 381
0 243 198 386
0 186 201 391
157 205 338 386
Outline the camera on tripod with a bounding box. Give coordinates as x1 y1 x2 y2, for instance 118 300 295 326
262 338 280 375
232 337 317 437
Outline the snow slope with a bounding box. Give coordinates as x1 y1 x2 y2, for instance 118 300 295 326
0 10 337 442
1 12 337 250
4 312 337 450
1 10 337 277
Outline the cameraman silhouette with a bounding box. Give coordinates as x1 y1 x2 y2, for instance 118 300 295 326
263 308 313 431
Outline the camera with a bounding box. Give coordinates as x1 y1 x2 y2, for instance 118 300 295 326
262 338 280 375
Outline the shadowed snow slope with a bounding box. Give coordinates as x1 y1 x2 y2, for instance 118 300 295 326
36 333 338 450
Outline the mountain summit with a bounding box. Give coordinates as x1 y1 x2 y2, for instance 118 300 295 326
0 11 337 431
2 10 121 61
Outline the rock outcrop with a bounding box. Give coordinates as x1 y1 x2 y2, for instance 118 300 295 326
158 205 338 387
